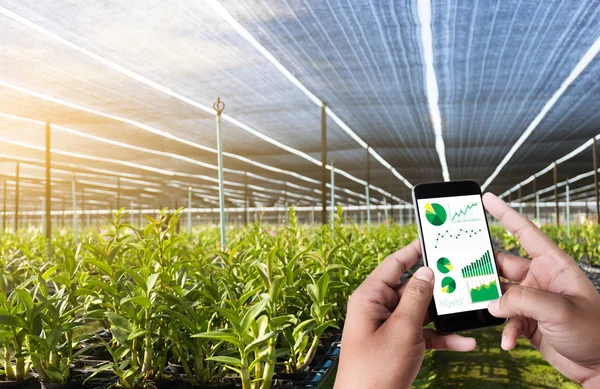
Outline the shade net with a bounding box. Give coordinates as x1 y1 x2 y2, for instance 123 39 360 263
0 0 599 212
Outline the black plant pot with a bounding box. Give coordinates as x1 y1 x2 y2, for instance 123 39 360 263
0 378 37 389
172 380 237 389
190 384 236 389
276 372 309 382
40 381 84 389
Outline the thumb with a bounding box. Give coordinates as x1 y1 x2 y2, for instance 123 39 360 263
487 285 570 323
391 267 434 325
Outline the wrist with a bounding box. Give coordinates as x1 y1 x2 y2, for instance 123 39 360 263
583 373 600 389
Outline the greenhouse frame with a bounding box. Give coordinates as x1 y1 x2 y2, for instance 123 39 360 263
1 1 600 388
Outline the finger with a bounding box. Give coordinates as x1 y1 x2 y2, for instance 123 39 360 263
487 285 570 323
388 267 434 327
367 240 422 288
483 193 560 259
423 329 477 352
495 251 530 282
501 281 518 294
395 279 432 325
501 317 527 351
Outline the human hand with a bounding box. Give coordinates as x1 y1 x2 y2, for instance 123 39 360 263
483 193 600 388
334 240 476 389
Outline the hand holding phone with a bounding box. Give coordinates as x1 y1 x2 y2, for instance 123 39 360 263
482 193 600 387
334 241 476 389
413 180 505 333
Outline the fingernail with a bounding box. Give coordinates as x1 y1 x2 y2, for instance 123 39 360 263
414 267 433 282
488 299 499 314
501 335 509 350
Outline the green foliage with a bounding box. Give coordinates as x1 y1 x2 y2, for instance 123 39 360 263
0 207 416 388
491 221 600 266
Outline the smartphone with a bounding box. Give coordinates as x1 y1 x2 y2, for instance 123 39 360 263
413 180 505 333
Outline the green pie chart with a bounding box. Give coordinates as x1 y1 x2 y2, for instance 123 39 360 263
425 203 447 226
436 257 453 274
441 277 456 294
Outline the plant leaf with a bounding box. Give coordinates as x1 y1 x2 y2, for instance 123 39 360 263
191 331 240 346
206 356 242 367
241 298 269 335
105 312 134 332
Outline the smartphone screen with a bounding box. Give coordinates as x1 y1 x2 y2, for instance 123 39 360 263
415 193 502 316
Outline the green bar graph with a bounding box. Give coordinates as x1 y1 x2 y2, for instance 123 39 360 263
462 250 494 278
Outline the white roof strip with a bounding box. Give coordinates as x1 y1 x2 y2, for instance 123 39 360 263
483 34 600 191
0 112 313 189
2 112 376 204
0 6 403 201
417 0 450 181
499 134 600 198
0 140 337 205
206 0 413 189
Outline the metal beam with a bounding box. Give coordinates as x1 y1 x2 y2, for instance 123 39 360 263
554 163 559 226
116 176 121 210
243 172 248 225
81 187 85 228
14 162 19 231
330 160 335 224
594 138 599 223
535 192 540 223
321 103 327 225
45 122 51 240
517 185 521 213
2 180 6 232
215 97 226 249
366 147 371 225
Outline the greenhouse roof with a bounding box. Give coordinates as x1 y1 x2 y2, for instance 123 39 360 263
1 0 600 211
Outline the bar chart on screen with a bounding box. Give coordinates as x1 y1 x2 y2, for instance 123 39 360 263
461 250 500 303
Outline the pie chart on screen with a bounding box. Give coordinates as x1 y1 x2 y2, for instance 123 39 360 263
436 257 453 274
441 277 456 294
425 203 447 226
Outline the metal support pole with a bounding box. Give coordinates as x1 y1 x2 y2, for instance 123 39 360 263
45 122 51 240
87 200 91 228
243 172 248 225
139 195 143 227
389 196 394 223
383 197 388 221
187 187 192 234
71 175 79 245
594 138 599 223
284 183 289 224
129 201 134 226
400 205 404 226
2 180 6 232
42 198 45 232
554 163 559 226
566 180 571 236
81 187 85 229
535 193 540 224
310 206 315 225
330 161 335 224
116 177 121 210
518 185 523 215
366 147 371 225
14 162 19 231
214 97 227 249
321 103 327 225
61 197 65 228
532 177 538 222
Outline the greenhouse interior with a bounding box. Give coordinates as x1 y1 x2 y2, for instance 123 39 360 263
1 0 600 388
